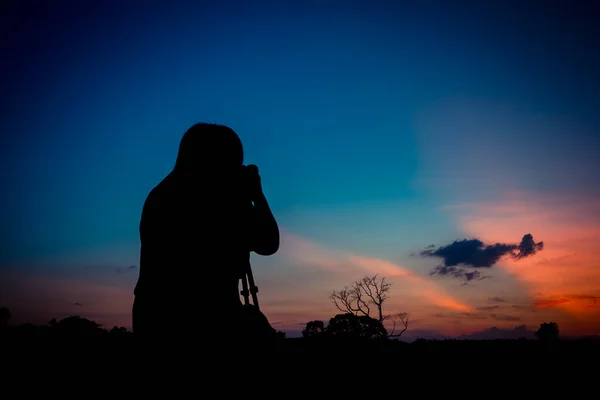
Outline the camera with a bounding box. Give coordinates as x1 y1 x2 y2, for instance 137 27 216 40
240 164 259 178
239 164 259 200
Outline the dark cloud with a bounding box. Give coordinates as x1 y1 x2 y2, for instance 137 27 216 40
490 314 521 322
532 294 600 309
115 265 138 273
476 305 500 311
512 305 537 313
74 302 83 306
429 266 487 282
422 238 514 268
514 234 544 259
489 297 506 303
422 234 544 282
568 294 600 304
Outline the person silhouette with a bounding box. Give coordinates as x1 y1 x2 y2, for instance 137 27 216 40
132 123 280 346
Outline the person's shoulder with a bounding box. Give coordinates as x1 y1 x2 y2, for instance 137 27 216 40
142 173 176 210
150 172 179 197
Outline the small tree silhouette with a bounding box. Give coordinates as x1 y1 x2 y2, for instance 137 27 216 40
302 320 325 338
109 326 130 336
535 322 559 341
51 316 104 337
275 330 286 340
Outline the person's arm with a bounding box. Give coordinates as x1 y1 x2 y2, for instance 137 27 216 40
251 191 280 256
245 164 280 256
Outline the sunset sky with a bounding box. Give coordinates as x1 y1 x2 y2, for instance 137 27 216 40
1 0 599 339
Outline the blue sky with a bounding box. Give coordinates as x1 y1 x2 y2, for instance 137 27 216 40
1 0 599 338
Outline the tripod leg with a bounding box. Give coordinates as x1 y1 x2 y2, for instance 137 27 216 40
246 262 260 311
240 272 250 306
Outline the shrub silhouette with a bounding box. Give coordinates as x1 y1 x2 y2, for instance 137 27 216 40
325 313 387 339
535 322 560 341
50 316 104 337
302 320 325 338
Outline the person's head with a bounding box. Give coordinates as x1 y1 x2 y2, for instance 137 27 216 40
174 123 244 178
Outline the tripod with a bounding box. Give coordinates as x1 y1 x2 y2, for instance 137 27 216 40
240 261 260 311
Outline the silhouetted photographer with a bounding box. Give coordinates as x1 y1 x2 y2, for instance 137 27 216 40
132 123 279 347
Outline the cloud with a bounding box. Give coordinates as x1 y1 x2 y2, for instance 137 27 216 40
428 266 487 283
489 297 507 303
115 265 137 273
512 304 536 313
422 233 544 282
569 295 600 304
476 305 500 311
533 295 600 310
532 298 570 309
514 234 544 259
432 311 487 320
448 191 600 335
490 314 521 322
422 239 514 268
347 255 473 313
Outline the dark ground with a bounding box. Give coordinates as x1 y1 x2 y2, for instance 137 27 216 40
2 329 597 394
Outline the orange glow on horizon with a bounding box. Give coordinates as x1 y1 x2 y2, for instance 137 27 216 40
452 191 600 335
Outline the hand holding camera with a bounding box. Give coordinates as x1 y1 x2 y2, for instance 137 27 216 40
243 164 263 202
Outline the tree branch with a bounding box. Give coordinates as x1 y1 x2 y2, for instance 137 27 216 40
388 312 410 337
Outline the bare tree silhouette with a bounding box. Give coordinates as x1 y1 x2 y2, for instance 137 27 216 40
388 312 410 338
329 274 410 338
